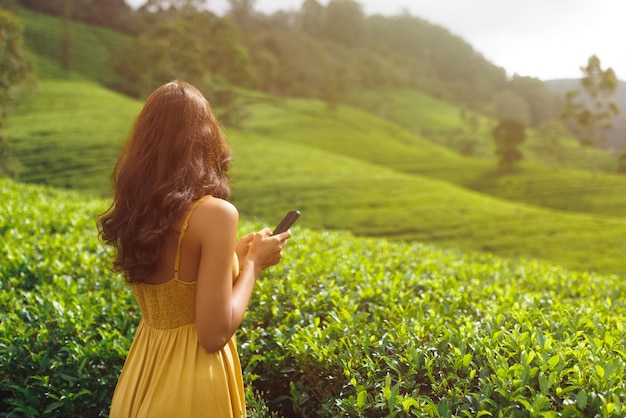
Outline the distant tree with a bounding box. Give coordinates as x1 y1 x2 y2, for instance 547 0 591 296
0 9 35 177
228 0 256 32
493 89 531 127
110 9 252 94
324 0 365 47
298 0 325 35
562 55 620 149
508 75 560 127
143 0 206 14
89 0 131 24
108 9 252 125
492 119 526 170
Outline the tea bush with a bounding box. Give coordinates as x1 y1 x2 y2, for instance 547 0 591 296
1 178 625 417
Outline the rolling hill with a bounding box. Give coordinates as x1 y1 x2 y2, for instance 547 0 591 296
5 7 626 275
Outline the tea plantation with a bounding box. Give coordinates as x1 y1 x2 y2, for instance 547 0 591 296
1 178 625 417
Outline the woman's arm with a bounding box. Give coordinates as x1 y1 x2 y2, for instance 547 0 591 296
192 198 290 353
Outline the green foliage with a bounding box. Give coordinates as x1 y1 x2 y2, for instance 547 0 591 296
242 231 626 417
0 180 134 417
492 119 526 170
106 10 253 123
1 178 625 417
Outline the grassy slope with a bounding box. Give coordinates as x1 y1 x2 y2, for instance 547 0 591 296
354 89 619 171
227 128 626 275
245 98 626 217
7 80 626 274
18 7 130 81
7 9 626 275
6 80 139 195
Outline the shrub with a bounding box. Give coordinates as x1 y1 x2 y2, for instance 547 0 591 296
2 178 625 417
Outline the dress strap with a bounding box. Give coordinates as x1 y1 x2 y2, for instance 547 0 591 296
173 196 212 280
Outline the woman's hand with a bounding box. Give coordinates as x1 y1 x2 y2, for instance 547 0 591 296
234 232 255 265
245 228 292 272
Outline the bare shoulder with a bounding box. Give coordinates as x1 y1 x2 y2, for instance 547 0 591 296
190 197 238 232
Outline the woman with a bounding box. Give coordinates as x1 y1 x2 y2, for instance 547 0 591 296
99 80 292 417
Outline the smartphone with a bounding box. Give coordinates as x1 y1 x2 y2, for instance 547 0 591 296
272 210 301 235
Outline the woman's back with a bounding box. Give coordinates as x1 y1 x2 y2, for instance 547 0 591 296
109 197 246 418
100 80 292 418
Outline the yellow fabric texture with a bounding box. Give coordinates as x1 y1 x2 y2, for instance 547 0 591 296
109 196 246 417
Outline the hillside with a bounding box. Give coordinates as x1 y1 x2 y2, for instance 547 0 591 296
242 98 626 218
6 79 626 274
355 89 619 172
5 80 139 195
6 8 626 275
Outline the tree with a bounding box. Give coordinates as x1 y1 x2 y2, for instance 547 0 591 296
228 0 256 32
492 119 526 171
108 9 253 125
508 75 560 127
493 89 531 127
562 55 620 149
298 0 324 35
0 9 36 177
143 0 206 14
324 0 365 47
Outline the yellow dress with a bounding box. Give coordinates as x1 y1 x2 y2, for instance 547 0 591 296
109 197 246 418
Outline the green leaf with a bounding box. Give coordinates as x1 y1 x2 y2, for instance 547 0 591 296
595 364 605 379
462 353 472 368
576 391 588 410
538 372 548 395
438 398 451 418
547 355 560 369
356 388 367 409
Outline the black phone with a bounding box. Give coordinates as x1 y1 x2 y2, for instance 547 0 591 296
272 210 301 235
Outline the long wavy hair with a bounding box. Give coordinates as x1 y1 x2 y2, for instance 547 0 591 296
98 80 232 283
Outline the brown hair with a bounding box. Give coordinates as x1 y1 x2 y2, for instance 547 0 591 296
98 80 232 283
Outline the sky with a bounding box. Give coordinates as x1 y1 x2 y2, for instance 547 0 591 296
126 0 625 81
